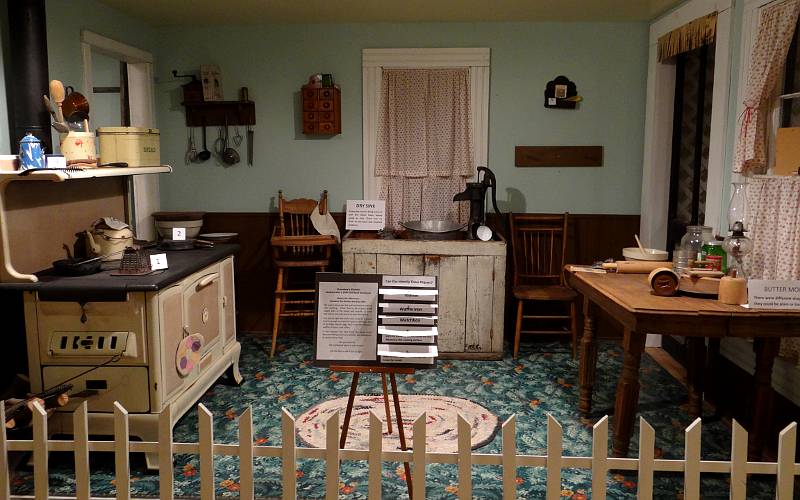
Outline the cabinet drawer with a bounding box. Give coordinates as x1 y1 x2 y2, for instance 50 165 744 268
183 271 221 350
303 122 318 134
303 88 318 100
319 88 335 99
318 100 334 112
320 111 334 122
318 122 335 133
303 100 317 111
304 111 318 122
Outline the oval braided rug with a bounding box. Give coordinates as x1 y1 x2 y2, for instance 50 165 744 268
297 394 499 453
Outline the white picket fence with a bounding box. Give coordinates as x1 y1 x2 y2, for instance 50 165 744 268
1 401 799 500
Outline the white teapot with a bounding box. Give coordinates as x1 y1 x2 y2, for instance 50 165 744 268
84 217 133 261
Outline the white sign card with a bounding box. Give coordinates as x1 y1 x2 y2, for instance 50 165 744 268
748 280 800 310
346 200 385 230
382 275 437 288
315 281 378 362
172 227 186 241
150 253 168 270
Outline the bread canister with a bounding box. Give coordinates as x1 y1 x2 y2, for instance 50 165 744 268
97 127 160 167
58 131 96 164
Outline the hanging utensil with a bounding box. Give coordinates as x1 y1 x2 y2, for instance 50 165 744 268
189 128 198 163
221 118 240 166
233 125 243 146
197 122 211 162
185 128 192 165
247 124 253 166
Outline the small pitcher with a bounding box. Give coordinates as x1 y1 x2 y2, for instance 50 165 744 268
18 132 45 170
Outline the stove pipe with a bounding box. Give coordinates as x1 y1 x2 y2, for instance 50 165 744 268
7 0 51 153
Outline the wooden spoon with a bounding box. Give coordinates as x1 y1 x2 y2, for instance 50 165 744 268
49 80 66 124
635 234 649 255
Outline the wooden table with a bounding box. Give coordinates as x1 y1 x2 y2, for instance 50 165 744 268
565 269 800 460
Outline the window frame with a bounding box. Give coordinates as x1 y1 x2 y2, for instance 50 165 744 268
361 48 490 200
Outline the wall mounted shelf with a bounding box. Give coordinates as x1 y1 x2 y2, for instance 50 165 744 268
182 101 256 127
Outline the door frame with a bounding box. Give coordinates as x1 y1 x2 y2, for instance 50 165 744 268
80 31 159 240
640 0 733 249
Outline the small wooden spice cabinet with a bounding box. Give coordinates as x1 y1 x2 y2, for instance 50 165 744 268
302 85 341 135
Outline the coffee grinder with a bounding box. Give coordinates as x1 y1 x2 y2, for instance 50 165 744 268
453 166 502 240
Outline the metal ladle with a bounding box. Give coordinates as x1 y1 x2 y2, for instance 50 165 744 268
197 123 211 162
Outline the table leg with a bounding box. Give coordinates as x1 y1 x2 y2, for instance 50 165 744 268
705 338 721 411
686 337 706 418
389 373 413 500
749 338 780 461
381 373 393 434
339 372 360 449
579 298 598 416
612 327 646 457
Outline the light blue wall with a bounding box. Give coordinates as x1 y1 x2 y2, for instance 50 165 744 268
154 22 650 214
44 0 156 89
0 0 156 153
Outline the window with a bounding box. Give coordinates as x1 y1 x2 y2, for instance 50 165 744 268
361 48 490 200
733 0 800 175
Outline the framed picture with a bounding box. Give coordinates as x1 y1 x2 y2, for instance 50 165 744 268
200 64 224 101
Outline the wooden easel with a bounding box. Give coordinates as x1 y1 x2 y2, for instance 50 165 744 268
330 365 415 499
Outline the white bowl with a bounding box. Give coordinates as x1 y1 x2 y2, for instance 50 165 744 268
622 247 669 261
155 219 203 239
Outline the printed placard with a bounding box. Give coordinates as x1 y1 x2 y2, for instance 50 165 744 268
150 253 168 270
379 315 436 326
380 302 438 314
172 227 186 241
382 275 436 288
346 200 385 230
748 280 800 309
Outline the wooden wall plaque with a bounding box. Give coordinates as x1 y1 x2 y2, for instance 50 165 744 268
515 146 603 167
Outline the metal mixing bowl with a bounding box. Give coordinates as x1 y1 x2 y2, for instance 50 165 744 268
400 220 467 239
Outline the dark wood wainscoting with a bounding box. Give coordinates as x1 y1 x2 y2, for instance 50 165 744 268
201 212 640 336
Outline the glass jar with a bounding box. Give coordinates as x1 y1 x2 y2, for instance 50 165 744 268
680 225 706 263
673 246 692 274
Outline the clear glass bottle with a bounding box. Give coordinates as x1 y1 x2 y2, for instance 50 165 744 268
680 225 706 263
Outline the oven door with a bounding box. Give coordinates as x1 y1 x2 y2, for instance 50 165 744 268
183 269 222 354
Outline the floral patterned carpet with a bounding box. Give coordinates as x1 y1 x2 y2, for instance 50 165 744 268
10 334 780 499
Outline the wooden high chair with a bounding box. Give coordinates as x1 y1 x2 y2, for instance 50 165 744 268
270 190 337 357
510 213 579 359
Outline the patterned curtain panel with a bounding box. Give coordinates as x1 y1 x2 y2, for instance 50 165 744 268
375 68 474 228
747 176 800 360
733 0 800 174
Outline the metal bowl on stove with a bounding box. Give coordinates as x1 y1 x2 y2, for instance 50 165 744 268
400 219 466 240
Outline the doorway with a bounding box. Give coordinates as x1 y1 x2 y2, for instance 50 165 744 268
80 31 158 240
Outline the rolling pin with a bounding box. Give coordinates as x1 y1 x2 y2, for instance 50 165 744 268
602 261 672 274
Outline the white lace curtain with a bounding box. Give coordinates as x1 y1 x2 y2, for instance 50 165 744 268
375 68 474 228
733 0 800 174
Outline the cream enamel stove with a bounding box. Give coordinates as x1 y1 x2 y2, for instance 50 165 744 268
23 252 241 470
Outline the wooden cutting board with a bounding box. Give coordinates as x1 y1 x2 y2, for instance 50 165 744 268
775 127 800 175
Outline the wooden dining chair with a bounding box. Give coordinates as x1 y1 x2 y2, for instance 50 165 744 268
270 190 337 357
509 213 579 359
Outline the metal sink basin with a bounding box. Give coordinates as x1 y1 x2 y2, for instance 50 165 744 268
400 219 466 239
